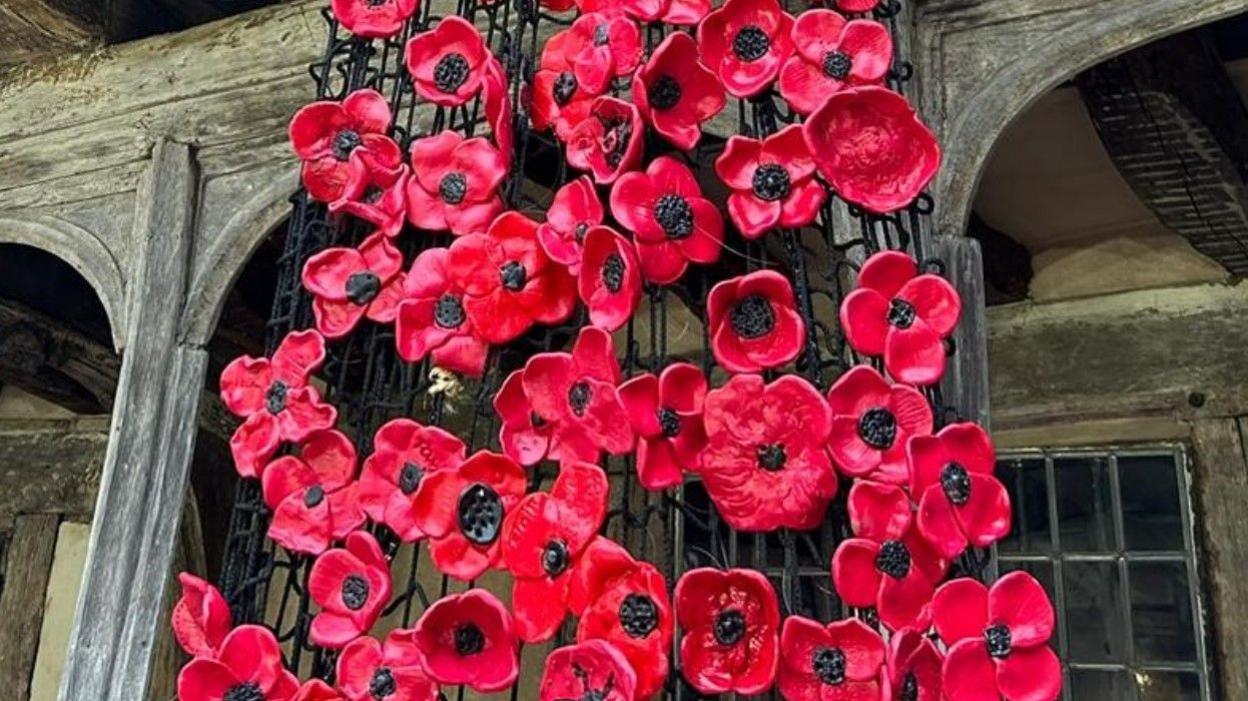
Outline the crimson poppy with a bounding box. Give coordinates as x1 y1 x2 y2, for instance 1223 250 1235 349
633 32 725 150
331 0 418 38
616 0 708 24
532 28 602 141
502 460 610 642
777 616 886 700
884 628 943 701
261 429 364 555
294 680 346 701
177 625 300 701
931 573 1061 701
909 422 1011 559
609 155 723 284
308 531 392 648
404 17 492 106
779 11 892 115
302 232 405 339
697 0 795 98
714 124 826 238
394 248 489 377
172 574 231 659
803 87 941 214
220 330 337 479
539 640 637 701
675 568 780 695
707 270 806 373
831 482 947 631
579 225 642 332
563 13 643 94
537 176 605 275
566 96 644 185
290 89 403 204
337 632 439 701
357 418 467 542
406 131 506 236
409 589 520 693
826 365 933 484
697 373 835 531
494 369 556 467
618 362 707 491
331 164 410 239
448 211 578 343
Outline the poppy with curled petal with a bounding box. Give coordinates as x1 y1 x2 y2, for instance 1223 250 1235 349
778 11 892 115
358 418 466 542
675 568 780 695
804 86 941 214
610 155 724 284
448 211 578 343
220 330 336 479
697 0 795 98
931 572 1061 701
502 461 609 642
567 96 645 185
406 131 505 236
697 373 835 531
331 164 409 239
394 248 489 377
294 680 345 701
883 628 943 701
618 362 707 491
714 125 826 238
289 89 403 204
537 176 605 275
634 32 725 150
826 364 933 484
337 632 439 701
309 531 392 648
532 29 603 142
910 422 1010 559
539 640 637 701
409 589 520 693
177 625 299 701
707 270 806 373
261 429 363 555
494 369 556 467
831 482 947 631
579 226 643 332
172 574 231 659
778 616 885 700
331 0 418 38
302 233 405 339
841 250 961 386
563 13 643 94
405 17 491 106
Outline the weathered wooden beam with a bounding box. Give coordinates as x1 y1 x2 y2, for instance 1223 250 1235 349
0 419 107 527
0 513 60 699
936 236 990 428
0 298 121 413
0 1 104 70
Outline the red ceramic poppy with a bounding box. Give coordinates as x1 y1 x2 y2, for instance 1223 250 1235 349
404 17 492 106
302 232 405 339
836 0 880 12
579 226 643 332
502 460 610 642
294 679 346 701
532 28 602 141
675 568 780 695
177 625 300 701
883 628 944 701
616 0 708 24
483 57 514 170
779 11 892 115
707 270 806 373
220 330 337 479
331 0 418 38
714 124 826 238
172 573 231 659
609 155 724 284
261 429 364 555
831 482 947 631
537 176 605 275
697 0 795 98
539 640 637 701
563 13 643 94
290 89 403 204
910 422 1011 559
331 164 409 239
826 364 933 484
931 573 1061 701
337 632 439 701
697 373 835 531
308 531 392 648
777 616 886 700
406 131 506 236
357 418 467 542
618 362 708 491
841 250 961 386
803 86 941 214
409 589 520 693
566 96 645 185
394 247 490 377
410 449 527 580
494 369 556 466
633 32 726 150
448 211 578 343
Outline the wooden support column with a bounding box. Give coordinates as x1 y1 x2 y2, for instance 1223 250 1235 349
935 235 990 428
0 514 59 698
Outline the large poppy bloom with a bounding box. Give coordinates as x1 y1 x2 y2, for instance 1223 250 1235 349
707 270 806 372
697 0 795 98
563 13 643 93
826 365 932 484
579 226 643 332
532 29 602 141
302 232 405 339
220 330 336 479
404 17 491 106
172 574 231 659
883 628 943 701
494 369 557 467
715 125 826 238
609 155 723 284
698 373 835 531
566 96 644 185
394 247 490 377
537 178 604 277
778 616 886 700
308 531 392 648
358 418 467 542
910 422 1010 559
177 625 299 701
803 86 941 213
409 589 520 693
618 362 707 491
778 11 892 115
539 640 637 701
330 164 409 239
675 568 780 695
261 429 363 555
841 250 961 386
633 32 725 150
931 573 1061 701
331 0 418 38
406 131 506 236
336 633 439 701
289 89 402 203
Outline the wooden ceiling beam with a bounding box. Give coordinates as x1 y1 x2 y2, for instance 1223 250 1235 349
0 0 104 68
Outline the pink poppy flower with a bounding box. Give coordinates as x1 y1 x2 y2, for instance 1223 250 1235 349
171 573 231 659
493 368 557 467
176 625 299 701
357 418 467 542
910 422 1011 559
532 29 603 142
308 531 392 648
260 429 363 555
884 628 944 701
406 131 506 236
394 247 489 377
578 225 643 332
779 11 892 115
697 0 795 98
539 640 637 701
675 568 780 695
330 164 409 238
336 632 439 701
294 680 345 701
537 176 605 275
302 232 405 339
566 96 644 185
404 17 492 106
633 32 726 150
409 589 520 693
289 89 402 204
563 13 643 93
618 362 708 491
778 616 886 700
826 364 933 484
714 124 826 238
707 270 806 372
330 0 418 38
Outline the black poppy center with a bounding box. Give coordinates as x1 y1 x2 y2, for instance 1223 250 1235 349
657 407 681 438
875 539 911 579
941 462 972 505
812 647 847 686
985 624 1012 659
454 623 486 655
265 380 288 414
602 116 634 168
822 50 853 79
499 261 527 291
434 294 466 329
553 71 578 106
438 172 468 205
649 75 683 111
574 222 590 243
346 271 381 305
713 609 746 646
542 539 570 576
653 194 694 239
601 253 626 293
593 23 609 45
618 593 659 638
899 673 919 701
304 484 325 508
224 682 265 701
457 482 504 545
332 129 362 161
568 381 592 417
729 294 776 339
530 411 547 428
732 25 771 61
433 52 471 94
888 298 916 329
752 163 791 202
857 407 897 449
757 443 787 471
399 461 425 495
363 185 385 203
369 667 397 698
342 574 371 610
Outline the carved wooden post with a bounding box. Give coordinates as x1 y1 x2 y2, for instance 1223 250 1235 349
935 235 990 428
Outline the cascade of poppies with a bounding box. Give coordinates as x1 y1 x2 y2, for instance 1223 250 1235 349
184 0 1063 700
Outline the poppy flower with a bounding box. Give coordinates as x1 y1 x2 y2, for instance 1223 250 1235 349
177 625 300 701
697 0 795 98
404 17 491 107
618 362 708 491
394 248 489 377
841 250 961 386
563 13 643 94
566 96 644 185
777 616 886 700
220 330 337 479
909 422 1010 559
502 460 610 642
294 680 346 701
617 0 709 24
836 0 880 12
448 211 578 343
532 30 603 142
337 632 439 701
409 589 520 693
494 369 556 466
826 364 933 484
633 32 726 150
483 57 514 170
302 233 405 339
171 574 231 659
406 131 506 236
609 155 724 284
261 429 364 555
883 628 943 701
411 450 527 580
831 482 947 631
330 163 409 239
931 572 1061 701
539 640 637 701
308 531 392 648
803 87 941 214
675 568 780 695
779 11 892 115
714 125 826 238
579 226 643 332
290 89 403 204
331 0 418 38
697 373 835 531
537 176 604 275
707 270 806 373
358 418 467 542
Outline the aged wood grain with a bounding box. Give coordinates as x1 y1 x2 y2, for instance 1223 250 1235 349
935 235 990 428
0 420 108 526
0 514 60 699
